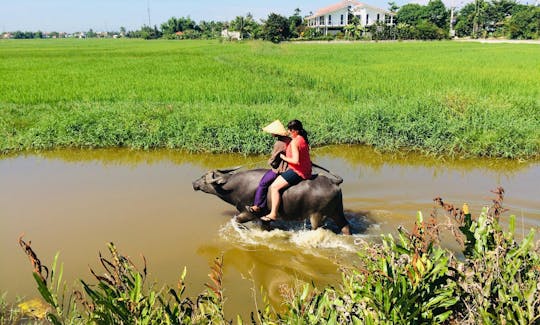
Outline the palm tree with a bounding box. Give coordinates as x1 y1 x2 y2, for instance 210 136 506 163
344 24 355 39
230 15 246 38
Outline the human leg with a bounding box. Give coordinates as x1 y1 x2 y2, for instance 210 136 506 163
261 176 290 221
250 170 277 212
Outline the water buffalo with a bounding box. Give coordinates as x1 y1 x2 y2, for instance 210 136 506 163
192 167 351 235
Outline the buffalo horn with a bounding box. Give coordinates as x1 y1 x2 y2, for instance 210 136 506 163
216 166 242 174
208 176 224 184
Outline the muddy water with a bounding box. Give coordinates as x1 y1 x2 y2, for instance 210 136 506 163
1 146 539 318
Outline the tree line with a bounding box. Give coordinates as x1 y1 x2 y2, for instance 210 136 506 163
4 0 539 42
395 0 540 40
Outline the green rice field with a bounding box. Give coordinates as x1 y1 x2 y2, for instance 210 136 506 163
0 39 538 158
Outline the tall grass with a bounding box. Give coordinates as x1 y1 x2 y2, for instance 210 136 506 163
0 293 20 324
0 39 538 158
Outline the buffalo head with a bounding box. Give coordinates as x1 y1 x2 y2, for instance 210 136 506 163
192 166 241 194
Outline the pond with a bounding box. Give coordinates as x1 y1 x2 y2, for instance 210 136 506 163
1 145 538 318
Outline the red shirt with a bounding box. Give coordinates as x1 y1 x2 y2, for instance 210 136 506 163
286 135 312 179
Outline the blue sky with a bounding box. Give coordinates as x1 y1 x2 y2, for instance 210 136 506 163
0 0 422 33
6 0 536 33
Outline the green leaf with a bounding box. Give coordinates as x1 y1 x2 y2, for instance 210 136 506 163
33 272 56 307
47 313 62 325
181 266 187 280
300 284 309 301
56 262 64 294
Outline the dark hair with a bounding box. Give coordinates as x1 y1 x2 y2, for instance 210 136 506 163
287 119 309 145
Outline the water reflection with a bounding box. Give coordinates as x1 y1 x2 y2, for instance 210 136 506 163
199 222 360 315
4 144 536 173
4 148 265 169
313 145 535 176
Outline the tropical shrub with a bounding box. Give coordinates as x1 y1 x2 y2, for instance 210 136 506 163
414 20 447 40
446 189 540 323
507 7 540 40
18 238 229 324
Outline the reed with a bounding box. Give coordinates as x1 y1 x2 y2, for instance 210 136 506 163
1 39 538 158
0 293 20 324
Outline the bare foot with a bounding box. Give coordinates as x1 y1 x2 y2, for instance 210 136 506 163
246 205 261 213
260 214 277 222
341 224 351 235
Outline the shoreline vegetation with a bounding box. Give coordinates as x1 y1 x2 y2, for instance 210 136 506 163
4 188 540 323
1 39 539 160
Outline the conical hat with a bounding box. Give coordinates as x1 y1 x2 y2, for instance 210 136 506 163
262 120 287 136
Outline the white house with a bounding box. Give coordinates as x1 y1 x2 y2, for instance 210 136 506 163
306 0 395 35
221 29 242 40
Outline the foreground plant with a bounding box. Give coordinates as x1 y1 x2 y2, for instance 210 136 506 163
18 239 232 324
0 292 26 324
18 236 77 324
260 212 458 325
436 188 540 324
259 187 540 324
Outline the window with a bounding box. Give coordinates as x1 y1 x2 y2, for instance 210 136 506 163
377 14 380 22
320 16 324 25
328 15 332 25
341 14 344 25
366 14 369 25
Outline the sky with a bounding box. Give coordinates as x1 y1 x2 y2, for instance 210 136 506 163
3 0 534 33
0 0 421 33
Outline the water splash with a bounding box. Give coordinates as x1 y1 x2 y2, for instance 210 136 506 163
289 229 359 252
219 219 370 255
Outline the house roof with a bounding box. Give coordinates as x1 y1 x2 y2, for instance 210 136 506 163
352 3 394 15
306 0 360 19
306 0 393 19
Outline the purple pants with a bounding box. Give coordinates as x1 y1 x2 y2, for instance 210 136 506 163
253 170 278 209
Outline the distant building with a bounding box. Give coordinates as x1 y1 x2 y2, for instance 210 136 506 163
306 0 395 35
221 29 242 40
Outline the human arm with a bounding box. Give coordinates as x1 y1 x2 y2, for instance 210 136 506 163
268 141 287 168
280 139 299 165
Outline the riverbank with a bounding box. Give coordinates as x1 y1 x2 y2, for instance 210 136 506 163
454 38 540 45
289 38 540 45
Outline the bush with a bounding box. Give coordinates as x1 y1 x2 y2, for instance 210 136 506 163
369 22 398 40
507 7 540 39
415 20 447 40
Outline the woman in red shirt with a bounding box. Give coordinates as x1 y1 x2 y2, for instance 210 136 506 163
261 119 312 222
